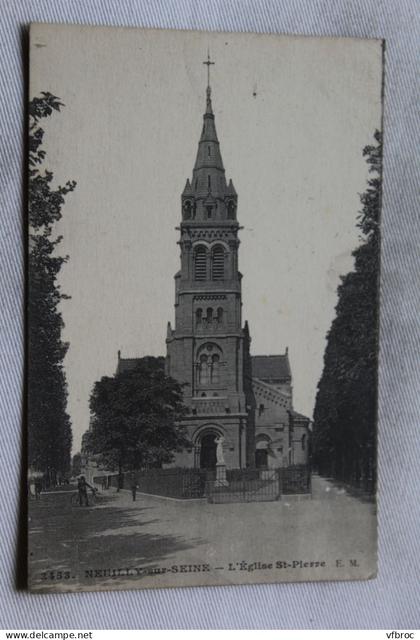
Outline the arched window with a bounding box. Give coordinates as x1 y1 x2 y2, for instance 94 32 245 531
194 246 207 280
196 308 202 326
201 392 207 397
217 307 223 324
211 354 220 384
183 200 192 219
211 245 225 280
196 343 223 389
199 354 209 385
206 308 213 324
227 200 236 220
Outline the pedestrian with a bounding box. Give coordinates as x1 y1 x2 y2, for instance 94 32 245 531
77 475 95 506
131 476 139 502
34 478 42 501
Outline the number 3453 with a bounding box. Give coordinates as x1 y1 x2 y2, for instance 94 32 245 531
40 570 72 581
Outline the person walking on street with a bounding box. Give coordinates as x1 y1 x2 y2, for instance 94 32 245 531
78 475 95 506
34 478 42 501
131 475 139 502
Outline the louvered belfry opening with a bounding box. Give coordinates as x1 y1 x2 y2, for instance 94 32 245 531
194 246 207 280
212 245 225 280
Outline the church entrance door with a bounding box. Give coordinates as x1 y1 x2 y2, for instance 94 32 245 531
200 433 217 469
255 449 268 468
255 438 270 469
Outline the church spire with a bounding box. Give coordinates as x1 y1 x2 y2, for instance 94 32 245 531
181 55 238 222
194 52 223 174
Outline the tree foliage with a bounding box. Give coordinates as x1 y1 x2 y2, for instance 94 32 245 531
71 452 82 477
312 130 382 492
28 92 76 481
87 357 190 474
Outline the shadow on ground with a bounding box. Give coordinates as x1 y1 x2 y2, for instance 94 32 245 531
29 492 202 591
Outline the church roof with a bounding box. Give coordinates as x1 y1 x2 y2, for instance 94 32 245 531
251 354 291 381
116 357 140 374
116 356 164 375
290 409 311 424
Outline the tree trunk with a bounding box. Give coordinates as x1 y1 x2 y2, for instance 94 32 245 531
117 459 123 492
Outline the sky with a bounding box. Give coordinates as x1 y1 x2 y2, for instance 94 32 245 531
30 24 383 453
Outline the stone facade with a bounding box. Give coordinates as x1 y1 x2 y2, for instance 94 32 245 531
118 78 310 471
165 84 247 469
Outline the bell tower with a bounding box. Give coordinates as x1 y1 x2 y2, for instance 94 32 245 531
166 55 248 469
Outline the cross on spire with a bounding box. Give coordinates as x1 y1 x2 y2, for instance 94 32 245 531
203 49 215 88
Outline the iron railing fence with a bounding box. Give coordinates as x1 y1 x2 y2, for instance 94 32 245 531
279 465 312 494
102 468 212 499
206 467 280 503
99 464 312 501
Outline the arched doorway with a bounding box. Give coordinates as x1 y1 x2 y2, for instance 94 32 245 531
200 433 217 469
255 437 270 469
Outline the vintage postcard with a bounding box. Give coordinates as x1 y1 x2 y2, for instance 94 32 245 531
28 23 383 592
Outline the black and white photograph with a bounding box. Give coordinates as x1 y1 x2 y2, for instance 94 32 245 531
28 23 383 593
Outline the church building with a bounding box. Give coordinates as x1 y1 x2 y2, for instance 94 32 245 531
118 65 310 471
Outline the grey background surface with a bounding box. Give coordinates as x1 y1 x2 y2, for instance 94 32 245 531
0 0 419 630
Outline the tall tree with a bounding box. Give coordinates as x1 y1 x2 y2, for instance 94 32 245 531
28 92 76 483
71 452 82 477
88 357 190 476
312 131 382 492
